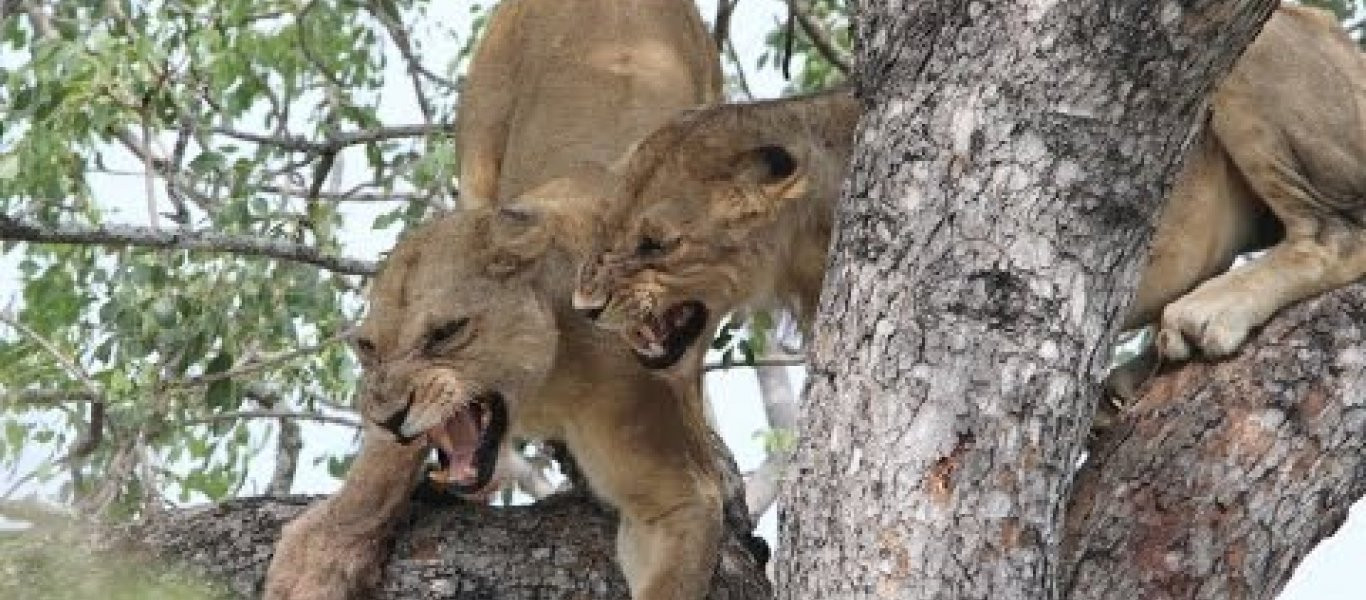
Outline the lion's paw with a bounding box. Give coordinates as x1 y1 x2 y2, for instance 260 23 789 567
264 507 387 600
1157 290 1259 361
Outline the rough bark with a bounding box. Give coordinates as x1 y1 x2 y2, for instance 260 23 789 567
779 1 1276 599
120 492 771 599
1063 284 1366 600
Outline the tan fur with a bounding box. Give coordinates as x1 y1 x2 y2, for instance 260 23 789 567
576 6 1366 383
265 1 722 598
457 0 719 210
572 90 860 372
1143 6 1366 360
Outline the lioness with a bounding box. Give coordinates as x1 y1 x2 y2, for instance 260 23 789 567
573 6 1366 382
264 1 723 598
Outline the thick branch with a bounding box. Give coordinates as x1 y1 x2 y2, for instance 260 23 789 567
744 364 799 521
122 493 772 599
1064 285 1366 600
0 214 377 276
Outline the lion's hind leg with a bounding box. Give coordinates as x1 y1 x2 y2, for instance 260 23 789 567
1156 131 1366 360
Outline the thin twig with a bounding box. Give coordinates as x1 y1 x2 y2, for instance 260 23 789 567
0 214 377 276
712 0 739 53
0 389 98 406
0 309 106 459
703 355 805 372
180 410 361 429
724 36 755 101
163 328 353 390
784 0 852 75
212 123 454 155
364 0 436 122
257 182 429 204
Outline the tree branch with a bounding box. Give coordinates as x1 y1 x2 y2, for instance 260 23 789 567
712 0 739 53
744 363 798 521
1064 284 1366 600
88 493 772 599
211 123 453 155
783 0 851 75
0 214 377 276
163 328 353 390
0 389 98 406
0 308 105 459
266 418 302 496
178 410 361 430
704 355 805 372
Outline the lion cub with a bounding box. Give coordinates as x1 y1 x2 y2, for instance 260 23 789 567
574 6 1366 388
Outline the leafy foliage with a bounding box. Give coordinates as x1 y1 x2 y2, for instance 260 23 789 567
756 0 850 94
0 0 471 517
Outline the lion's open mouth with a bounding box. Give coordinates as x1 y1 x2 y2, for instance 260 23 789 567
425 392 508 495
629 301 709 369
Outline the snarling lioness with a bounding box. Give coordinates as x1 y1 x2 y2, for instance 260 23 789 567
264 0 723 598
574 6 1366 383
572 89 859 372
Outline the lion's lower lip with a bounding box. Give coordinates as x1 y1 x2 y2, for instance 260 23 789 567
631 301 709 369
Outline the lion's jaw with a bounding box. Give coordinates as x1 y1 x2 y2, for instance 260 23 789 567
353 214 559 494
357 365 511 492
574 220 774 371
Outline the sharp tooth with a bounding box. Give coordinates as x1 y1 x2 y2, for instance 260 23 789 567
636 324 659 344
400 403 446 439
646 342 666 358
572 289 603 311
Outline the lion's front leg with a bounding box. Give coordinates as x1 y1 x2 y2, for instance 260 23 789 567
1158 234 1366 360
264 428 426 600
615 492 724 600
568 416 725 600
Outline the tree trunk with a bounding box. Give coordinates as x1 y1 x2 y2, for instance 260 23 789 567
1063 284 1366 600
779 1 1276 599
120 491 771 599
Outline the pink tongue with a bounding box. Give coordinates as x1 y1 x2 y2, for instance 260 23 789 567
444 409 481 485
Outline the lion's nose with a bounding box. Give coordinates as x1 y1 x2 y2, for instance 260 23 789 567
377 391 418 444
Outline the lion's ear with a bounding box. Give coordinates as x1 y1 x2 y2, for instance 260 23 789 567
729 144 808 203
485 203 550 278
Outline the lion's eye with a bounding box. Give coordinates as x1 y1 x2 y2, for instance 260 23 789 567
425 318 470 354
352 336 378 365
636 236 667 258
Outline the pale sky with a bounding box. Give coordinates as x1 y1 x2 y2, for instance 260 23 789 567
0 1 1360 597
